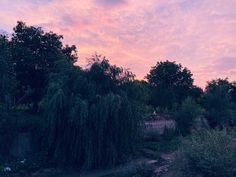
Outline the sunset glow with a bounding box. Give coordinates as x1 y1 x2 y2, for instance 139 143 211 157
1 0 236 87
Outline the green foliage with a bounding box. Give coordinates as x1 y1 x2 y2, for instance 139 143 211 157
6 21 236 174
204 78 235 127
86 54 135 95
0 35 14 109
45 90 141 169
204 78 236 104
205 78 231 93
121 80 150 104
142 137 180 153
175 130 236 177
147 60 195 108
0 113 17 160
146 60 193 89
175 97 203 135
39 56 142 169
188 86 203 103
10 21 77 112
150 87 176 108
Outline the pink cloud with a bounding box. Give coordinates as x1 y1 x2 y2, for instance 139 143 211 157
1 0 236 88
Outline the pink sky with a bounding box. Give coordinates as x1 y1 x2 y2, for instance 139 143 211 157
1 0 236 87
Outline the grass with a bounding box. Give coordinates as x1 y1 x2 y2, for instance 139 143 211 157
141 137 181 153
100 165 153 177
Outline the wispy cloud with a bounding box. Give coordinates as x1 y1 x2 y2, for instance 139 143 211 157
0 0 236 87
95 0 126 7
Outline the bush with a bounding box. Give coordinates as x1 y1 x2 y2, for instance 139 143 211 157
175 130 236 177
174 97 202 135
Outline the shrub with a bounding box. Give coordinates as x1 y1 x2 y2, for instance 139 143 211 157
175 130 236 177
174 97 202 135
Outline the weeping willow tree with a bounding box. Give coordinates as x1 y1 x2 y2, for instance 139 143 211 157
44 86 141 169
40 55 142 169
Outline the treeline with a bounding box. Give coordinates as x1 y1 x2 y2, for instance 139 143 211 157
147 60 236 135
1 22 236 171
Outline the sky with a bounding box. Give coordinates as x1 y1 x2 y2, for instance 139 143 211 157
0 0 236 87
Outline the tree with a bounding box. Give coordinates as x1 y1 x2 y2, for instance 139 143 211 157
205 78 231 93
206 79 236 104
204 78 235 128
11 21 78 112
86 54 135 95
43 73 141 169
37 51 143 169
0 35 14 109
62 44 78 63
189 86 203 103
146 60 194 108
121 80 150 104
230 82 236 103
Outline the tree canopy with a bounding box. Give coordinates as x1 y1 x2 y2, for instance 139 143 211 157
204 78 236 128
11 21 77 112
146 60 195 108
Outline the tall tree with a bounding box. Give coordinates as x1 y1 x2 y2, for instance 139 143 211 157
147 60 194 108
42 58 141 169
86 54 135 95
204 78 235 127
11 21 77 112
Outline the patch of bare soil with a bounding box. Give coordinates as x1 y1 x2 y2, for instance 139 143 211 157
60 149 175 177
151 153 175 177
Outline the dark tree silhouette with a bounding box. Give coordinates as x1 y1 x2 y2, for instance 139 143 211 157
86 54 135 95
204 78 235 127
42 54 142 169
147 60 194 108
0 35 14 108
11 21 77 112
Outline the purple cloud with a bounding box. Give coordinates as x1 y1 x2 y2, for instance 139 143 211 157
95 0 126 6
1 0 236 87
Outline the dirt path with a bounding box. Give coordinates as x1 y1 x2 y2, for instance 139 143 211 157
151 153 175 177
63 158 158 177
62 151 174 177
